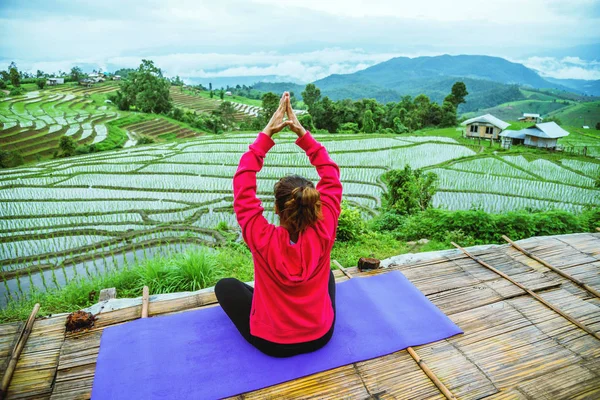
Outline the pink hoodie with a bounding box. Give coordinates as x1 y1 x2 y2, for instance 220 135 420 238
233 131 342 343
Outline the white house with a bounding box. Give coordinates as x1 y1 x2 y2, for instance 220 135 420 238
500 122 569 149
583 125 590 129
46 78 64 86
518 113 544 123
225 91 232 96
461 114 510 140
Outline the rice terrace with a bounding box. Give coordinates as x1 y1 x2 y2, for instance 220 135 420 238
1 79 599 308
1 1 600 398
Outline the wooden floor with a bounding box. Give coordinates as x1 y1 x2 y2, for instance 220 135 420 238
1 232 599 399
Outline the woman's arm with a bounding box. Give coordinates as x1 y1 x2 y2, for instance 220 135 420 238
286 98 342 240
233 93 292 251
296 131 342 240
233 132 275 252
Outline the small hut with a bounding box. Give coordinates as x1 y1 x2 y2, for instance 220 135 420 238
500 122 569 149
46 78 64 86
518 113 543 123
461 114 510 140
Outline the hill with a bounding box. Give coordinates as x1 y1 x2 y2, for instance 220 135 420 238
251 55 593 113
544 77 600 97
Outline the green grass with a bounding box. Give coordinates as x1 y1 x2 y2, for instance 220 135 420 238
0 243 254 322
548 101 600 127
7 83 39 92
462 99 571 121
158 132 178 140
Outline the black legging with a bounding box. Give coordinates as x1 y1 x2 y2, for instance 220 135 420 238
215 270 336 358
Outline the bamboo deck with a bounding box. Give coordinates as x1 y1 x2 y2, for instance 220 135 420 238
1 232 599 399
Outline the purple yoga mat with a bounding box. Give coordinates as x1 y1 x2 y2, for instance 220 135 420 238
92 270 462 399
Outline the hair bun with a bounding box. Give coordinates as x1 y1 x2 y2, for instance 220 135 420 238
300 186 320 207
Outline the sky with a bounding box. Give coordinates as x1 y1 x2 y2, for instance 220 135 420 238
1 0 599 83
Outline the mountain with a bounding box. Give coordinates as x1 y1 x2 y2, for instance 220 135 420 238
544 77 600 96
320 54 552 88
250 55 587 113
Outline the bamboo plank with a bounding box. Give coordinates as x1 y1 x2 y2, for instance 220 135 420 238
241 364 369 399
0 323 22 379
335 262 457 400
49 377 94 400
511 364 600 399
141 286 149 318
451 242 600 341
503 234 600 298
354 351 445 400
1 304 39 399
412 340 498 399
482 388 528 399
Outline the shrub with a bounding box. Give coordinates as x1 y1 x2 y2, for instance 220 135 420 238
338 122 359 133
0 150 24 168
299 114 316 132
336 201 366 242
9 87 25 96
75 144 96 154
136 136 155 145
0 80 7 90
381 165 438 215
36 79 46 90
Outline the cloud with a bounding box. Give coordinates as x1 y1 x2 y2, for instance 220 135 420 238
1 48 417 83
521 56 600 80
1 0 599 81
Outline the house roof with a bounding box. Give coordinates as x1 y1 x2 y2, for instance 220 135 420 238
2 232 599 399
526 121 570 139
499 130 526 139
523 113 540 118
461 114 510 130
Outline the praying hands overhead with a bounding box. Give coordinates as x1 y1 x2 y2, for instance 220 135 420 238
262 92 306 139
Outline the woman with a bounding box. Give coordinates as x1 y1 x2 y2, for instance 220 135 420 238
215 92 343 358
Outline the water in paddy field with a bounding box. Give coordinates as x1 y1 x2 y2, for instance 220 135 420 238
0 242 198 309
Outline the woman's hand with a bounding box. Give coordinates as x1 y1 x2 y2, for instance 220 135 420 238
263 92 292 138
285 94 306 138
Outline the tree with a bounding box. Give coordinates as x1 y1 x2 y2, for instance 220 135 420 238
57 136 76 158
111 59 172 114
596 122 600 130
170 76 184 86
392 117 409 133
36 79 46 90
319 96 339 132
301 84 321 114
219 90 225 100
362 109 376 133
8 62 20 87
36 70 45 78
299 114 316 132
439 101 457 127
210 90 214 98
209 82 212 91
444 81 469 107
260 92 279 121
71 66 84 82
218 101 236 127
382 165 438 215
